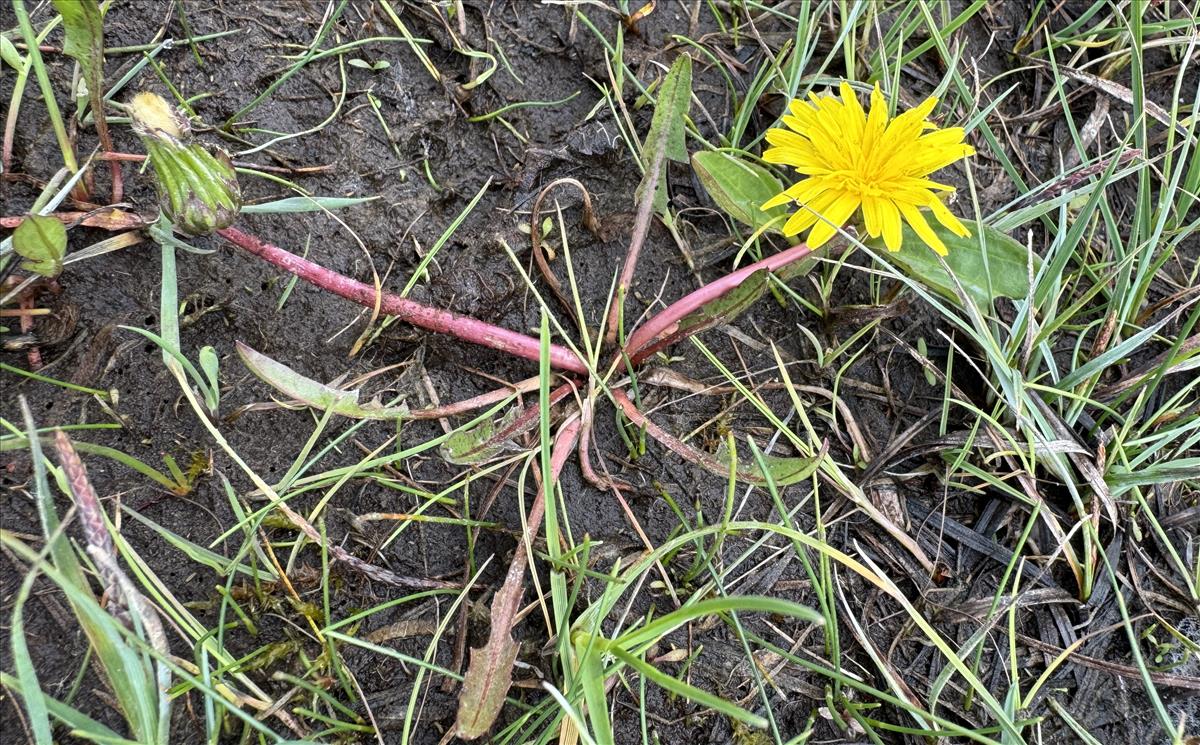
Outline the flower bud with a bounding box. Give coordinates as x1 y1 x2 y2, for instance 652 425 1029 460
129 92 241 235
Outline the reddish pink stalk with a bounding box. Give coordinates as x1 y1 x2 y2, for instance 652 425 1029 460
623 243 813 363
218 226 588 374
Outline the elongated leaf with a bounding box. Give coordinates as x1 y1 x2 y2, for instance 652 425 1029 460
240 196 376 214
692 151 788 232
866 219 1037 309
716 440 820 486
456 619 520 739
636 54 692 216
13 215 67 277
122 506 276 580
1107 457 1200 495
3 535 160 741
611 646 769 729
612 390 822 487
52 0 104 115
52 0 119 200
612 596 822 653
11 567 52 744
680 267 768 333
0 672 132 744
236 341 409 420
633 263 810 361
1 34 24 69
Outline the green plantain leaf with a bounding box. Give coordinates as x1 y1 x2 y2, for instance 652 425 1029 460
240 195 377 213
12 215 67 278
866 219 1038 309
692 151 788 232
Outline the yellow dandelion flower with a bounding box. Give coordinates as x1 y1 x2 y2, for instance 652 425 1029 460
762 82 975 255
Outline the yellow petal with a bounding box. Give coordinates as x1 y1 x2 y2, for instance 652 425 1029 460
806 191 861 248
763 145 821 171
782 190 840 237
897 201 947 255
861 195 882 238
926 195 971 237
880 200 903 252
761 177 824 210
765 127 810 149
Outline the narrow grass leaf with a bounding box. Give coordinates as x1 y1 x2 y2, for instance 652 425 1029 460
715 440 821 487
0 672 134 744
10 564 53 744
607 646 768 729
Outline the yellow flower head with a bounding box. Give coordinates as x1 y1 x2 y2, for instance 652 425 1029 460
762 82 975 255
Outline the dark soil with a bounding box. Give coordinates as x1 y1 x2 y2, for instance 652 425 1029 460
2 2 1197 744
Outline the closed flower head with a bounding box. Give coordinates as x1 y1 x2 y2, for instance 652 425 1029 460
762 82 974 255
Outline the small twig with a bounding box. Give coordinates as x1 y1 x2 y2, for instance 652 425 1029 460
270 497 458 591
18 292 42 370
409 375 543 420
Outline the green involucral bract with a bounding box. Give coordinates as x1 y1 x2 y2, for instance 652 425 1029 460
129 92 242 235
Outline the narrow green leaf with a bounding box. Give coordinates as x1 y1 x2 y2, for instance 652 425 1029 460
0 672 132 744
1 535 160 742
240 196 377 214
678 268 769 334
609 646 769 729
12 215 67 278
1 34 24 69
11 567 53 745
575 646 613 745
691 151 788 232
636 54 692 215
198 346 220 410
121 506 275 580
236 341 410 420
866 219 1038 308
614 596 823 652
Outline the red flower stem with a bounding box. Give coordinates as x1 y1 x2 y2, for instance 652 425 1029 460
623 243 813 364
218 226 589 374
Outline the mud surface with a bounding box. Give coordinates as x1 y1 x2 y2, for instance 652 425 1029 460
2 2 1196 744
